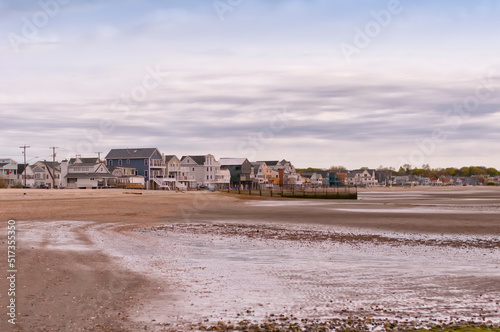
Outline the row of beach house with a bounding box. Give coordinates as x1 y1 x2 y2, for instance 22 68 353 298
1 149 305 190
2 149 499 189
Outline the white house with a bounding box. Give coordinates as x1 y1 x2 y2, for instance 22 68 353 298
181 154 230 189
348 169 379 186
61 156 116 189
164 155 195 190
17 164 35 187
0 158 18 186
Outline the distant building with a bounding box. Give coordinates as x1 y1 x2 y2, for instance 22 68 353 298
0 158 18 186
181 154 229 189
61 156 115 189
219 158 254 187
105 148 165 189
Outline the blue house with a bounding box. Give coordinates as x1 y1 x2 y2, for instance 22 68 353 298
105 148 165 189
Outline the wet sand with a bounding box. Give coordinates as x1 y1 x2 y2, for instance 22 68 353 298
0 187 499 331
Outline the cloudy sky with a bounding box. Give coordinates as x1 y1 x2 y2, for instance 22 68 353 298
1 0 499 169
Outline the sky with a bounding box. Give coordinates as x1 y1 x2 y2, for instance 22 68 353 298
1 0 499 169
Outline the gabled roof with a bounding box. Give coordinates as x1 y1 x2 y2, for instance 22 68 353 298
69 158 100 165
181 155 207 165
219 158 248 166
257 161 279 166
164 155 178 163
106 148 159 159
31 165 45 173
17 164 26 174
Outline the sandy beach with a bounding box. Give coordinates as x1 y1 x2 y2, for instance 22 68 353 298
1 187 499 331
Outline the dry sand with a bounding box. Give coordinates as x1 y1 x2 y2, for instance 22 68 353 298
0 187 499 331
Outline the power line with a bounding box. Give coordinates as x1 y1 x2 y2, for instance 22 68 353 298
19 145 30 187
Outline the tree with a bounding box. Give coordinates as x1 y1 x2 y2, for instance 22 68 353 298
329 165 346 171
486 167 499 176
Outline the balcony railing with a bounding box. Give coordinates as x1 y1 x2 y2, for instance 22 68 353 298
150 160 166 167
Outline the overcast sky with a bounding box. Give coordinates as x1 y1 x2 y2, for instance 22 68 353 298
1 0 499 169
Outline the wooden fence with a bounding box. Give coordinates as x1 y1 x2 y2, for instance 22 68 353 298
227 186 357 199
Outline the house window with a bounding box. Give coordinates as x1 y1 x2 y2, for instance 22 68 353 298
108 160 113 166
118 160 122 166
144 159 148 166
207 175 209 180
210 167 212 171
192 168 194 172
127 159 130 164
145 170 148 177
207 167 209 172
90 178 95 181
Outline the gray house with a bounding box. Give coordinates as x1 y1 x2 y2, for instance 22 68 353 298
219 158 254 187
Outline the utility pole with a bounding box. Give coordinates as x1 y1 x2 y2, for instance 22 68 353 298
19 145 30 187
49 147 58 189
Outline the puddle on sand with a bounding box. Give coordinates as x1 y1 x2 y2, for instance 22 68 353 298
101 222 500 328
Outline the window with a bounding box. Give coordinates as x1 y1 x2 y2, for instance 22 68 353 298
144 159 148 166
207 176 209 180
90 178 95 181
108 160 113 166
210 167 212 171
118 160 122 166
145 170 148 177
192 168 195 172
207 167 209 172
127 159 130 164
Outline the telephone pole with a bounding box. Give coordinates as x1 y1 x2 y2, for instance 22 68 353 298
49 147 58 189
19 145 30 187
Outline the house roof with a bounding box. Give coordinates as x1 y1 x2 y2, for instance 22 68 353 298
181 155 207 165
69 162 100 167
105 148 159 159
31 166 45 173
336 173 348 180
164 155 177 163
17 164 26 173
219 158 247 166
69 158 100 165
257 161 279 166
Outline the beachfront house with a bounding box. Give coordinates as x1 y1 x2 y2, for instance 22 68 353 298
61 156 116 189
164 155 195 190
0 158 18 187
17 164 35 187
105 148 166 190
108 166 145 189
181 154 230 189
251 162 273 188
33 160 61 188
347 169 378 187
219 158 254 188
